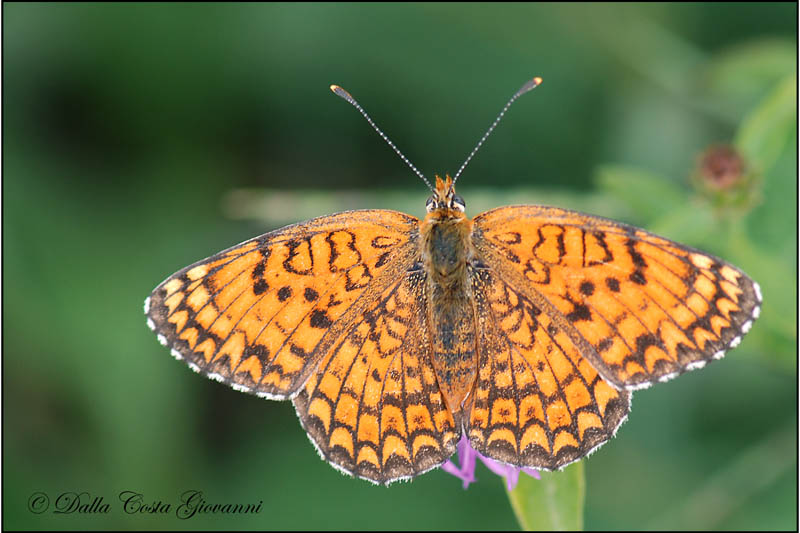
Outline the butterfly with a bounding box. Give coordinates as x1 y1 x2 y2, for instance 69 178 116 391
145 77 761 485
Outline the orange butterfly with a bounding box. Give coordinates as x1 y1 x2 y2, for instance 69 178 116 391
145 78 761 485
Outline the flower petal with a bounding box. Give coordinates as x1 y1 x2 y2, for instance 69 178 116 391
441 435 540 490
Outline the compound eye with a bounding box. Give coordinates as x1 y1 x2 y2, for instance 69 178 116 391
452 194 466 212
425 196 436 212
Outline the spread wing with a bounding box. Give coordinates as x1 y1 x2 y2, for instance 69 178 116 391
467 265 630 470
471 205 761 391
293 268 460 484
145 210 421 399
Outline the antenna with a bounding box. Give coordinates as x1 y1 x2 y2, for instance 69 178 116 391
452 76 542 185
330 84 435 192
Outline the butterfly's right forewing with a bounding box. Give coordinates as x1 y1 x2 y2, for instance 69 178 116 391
146 210 421 400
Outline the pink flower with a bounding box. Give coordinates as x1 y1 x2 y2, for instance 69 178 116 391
442 434 540 491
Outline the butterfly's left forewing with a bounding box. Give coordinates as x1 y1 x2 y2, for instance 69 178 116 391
146 210 421 399
471 205 761 391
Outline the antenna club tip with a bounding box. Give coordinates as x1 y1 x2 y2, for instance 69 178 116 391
329 84 353 100
516 76 544 96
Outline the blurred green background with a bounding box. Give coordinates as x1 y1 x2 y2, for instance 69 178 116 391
4 3 796 530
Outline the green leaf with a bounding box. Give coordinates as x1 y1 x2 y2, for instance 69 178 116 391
644 200 718 247
734 74 797 176
507 462 585 531
702 38 796 119
594 165 687 225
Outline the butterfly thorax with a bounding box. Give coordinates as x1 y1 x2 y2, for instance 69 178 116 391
419 176 478 422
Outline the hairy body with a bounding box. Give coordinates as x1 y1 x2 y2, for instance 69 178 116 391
420 184 477 419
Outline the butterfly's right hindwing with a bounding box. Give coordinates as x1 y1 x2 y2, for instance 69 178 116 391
293 269 460 485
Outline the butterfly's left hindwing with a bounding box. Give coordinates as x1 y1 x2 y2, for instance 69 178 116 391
146 210 420 399
467 265 630 470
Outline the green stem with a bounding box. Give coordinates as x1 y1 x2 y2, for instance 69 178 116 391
507 462 585 531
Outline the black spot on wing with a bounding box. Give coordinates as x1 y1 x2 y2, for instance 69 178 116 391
277 286 292 301
566 303 591 322
253 279 268 295
310 309 333 329
579 281 595 296
605 277 620 292
629 271 646 285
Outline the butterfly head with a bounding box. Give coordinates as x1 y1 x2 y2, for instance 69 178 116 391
426 175 465 215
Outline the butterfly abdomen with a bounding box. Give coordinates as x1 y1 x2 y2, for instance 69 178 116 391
421 211 478 419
